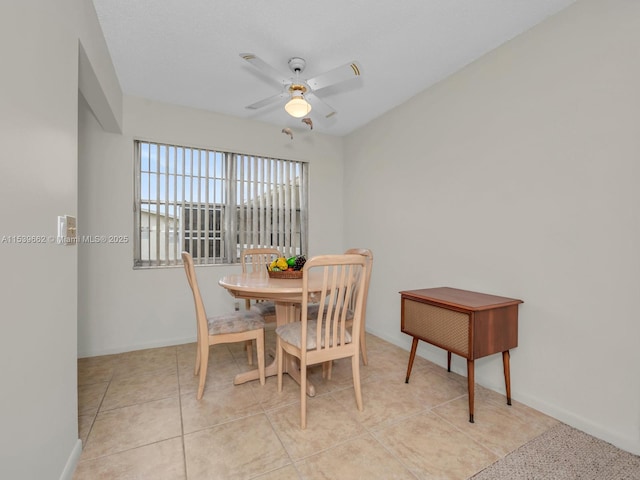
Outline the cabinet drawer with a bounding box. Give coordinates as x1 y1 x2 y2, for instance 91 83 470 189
402 299 469 356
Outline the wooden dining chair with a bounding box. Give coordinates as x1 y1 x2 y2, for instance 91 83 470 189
308 248 373 367
240 247 281 323
182 251 266 399
276 254 369 428
240 248 281 364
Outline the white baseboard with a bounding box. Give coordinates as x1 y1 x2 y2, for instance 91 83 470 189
78 335 196 358
508 390 640 456
59 439 82 480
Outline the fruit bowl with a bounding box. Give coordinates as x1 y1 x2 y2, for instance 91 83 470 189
267 255 306 279
267 269 302 279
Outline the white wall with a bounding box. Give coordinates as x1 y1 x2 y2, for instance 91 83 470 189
77 96 345 357
0 1 120 478
344 0 640 454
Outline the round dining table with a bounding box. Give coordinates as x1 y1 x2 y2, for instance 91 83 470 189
218 271 324 396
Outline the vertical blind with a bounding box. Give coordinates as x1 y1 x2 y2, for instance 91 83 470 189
134 141 308 267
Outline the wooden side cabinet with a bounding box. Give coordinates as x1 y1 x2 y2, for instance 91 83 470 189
400 287 523 423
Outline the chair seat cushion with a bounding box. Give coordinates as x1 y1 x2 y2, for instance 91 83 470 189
250 301 277 316
306 303 354 320
276 320 352 350
208 311 264 335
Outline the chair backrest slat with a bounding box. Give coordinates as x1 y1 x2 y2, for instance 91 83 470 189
343 248 373 316
241 248 282 312
241 247 281 274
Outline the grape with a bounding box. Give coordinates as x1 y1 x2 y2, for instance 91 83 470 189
293 255 306 271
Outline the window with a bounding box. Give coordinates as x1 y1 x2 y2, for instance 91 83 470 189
134 141 308 267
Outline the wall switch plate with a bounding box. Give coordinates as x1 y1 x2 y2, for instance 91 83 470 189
57 215 77 245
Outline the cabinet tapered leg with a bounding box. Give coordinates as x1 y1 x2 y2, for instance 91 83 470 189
502 350 512 406
467 359 475 423
405 337 419 383
447 351 452 372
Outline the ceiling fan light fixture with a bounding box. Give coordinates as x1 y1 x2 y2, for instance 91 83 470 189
285 95 312 118
285 84 311 118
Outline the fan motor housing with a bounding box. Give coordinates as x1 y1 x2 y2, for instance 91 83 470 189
288 57 306 74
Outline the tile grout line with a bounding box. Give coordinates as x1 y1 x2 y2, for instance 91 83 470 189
78 360 115 458
174 345 189 480
260 411 302 479
78 349 188 467
431 405 511 461
364 402 435 480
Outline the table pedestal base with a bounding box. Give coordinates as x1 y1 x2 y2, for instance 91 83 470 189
233 302 316 396
233 357 316 396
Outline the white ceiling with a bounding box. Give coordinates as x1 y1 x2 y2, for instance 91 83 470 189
92 0 576 137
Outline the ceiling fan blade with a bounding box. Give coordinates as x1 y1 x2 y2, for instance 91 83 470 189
305 92 336 119
245 91 288 110
306 61 361 91
239 53 290 86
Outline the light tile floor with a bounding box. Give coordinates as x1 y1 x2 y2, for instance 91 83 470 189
75 329 559 479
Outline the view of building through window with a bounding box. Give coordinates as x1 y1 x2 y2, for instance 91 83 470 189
134 141 308 267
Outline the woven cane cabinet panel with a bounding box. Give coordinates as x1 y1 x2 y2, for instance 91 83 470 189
402 300 470 357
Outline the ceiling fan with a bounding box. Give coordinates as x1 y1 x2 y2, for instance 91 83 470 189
239 53 362 120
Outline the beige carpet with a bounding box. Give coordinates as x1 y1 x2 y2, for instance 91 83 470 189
469 423 640 480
